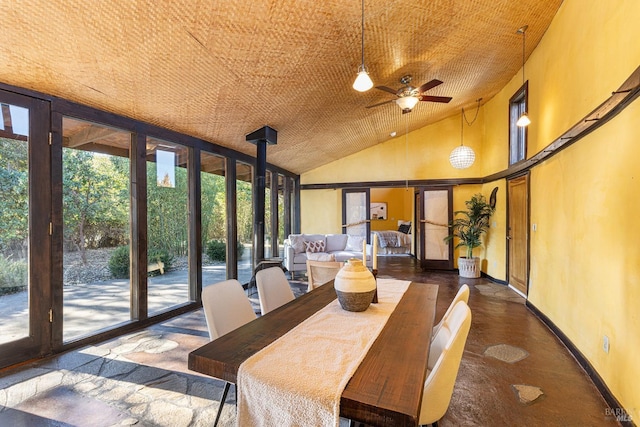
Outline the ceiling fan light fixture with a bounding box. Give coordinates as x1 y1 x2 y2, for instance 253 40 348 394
516 111 531 127
396 96 419 111
353 67 374 92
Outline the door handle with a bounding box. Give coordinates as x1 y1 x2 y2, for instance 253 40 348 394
506 236 512 240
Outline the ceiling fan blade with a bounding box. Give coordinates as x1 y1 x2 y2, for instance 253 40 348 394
419 95 453 103
365 99 395 109
402 108 412 114
418 79 443 93
374 86 398 95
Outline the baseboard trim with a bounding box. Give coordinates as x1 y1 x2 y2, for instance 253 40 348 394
480 272 508 285
526 301 636 427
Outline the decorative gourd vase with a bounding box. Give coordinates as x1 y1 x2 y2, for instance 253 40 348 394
334 258 377 312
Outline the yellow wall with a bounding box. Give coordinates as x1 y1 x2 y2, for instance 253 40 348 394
370 187 413 231
529 101 640 418
301 0 640 417
301 109 484 185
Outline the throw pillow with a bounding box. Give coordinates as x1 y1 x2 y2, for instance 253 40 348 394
306 252 336 262
304 240 326 253
289 235 306 253
345 235 365 252
398 223 411 234
325 234 348 252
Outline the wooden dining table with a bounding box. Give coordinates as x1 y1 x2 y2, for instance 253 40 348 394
188 280 438 427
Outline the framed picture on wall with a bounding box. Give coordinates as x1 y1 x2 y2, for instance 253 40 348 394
370 202 387 220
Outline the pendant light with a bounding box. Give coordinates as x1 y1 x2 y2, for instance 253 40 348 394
449 99 481 169
516 25 530 127
353 0 373 92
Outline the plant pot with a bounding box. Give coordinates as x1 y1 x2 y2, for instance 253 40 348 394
458 257 481 278
334 258 376 312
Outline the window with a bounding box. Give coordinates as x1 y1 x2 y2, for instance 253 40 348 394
509 82 528 165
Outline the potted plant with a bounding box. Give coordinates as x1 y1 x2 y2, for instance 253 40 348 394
445 193 495 278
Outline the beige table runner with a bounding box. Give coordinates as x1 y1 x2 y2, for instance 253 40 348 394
237 278 411 427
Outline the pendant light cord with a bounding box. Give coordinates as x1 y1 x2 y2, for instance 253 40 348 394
460 98 482 146
522 29 526 85
360 0 366 69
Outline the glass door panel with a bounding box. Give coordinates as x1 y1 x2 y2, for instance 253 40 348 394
264 172 272 258
146 137 191 313
342 189 370 240
200 151 227 286
419 188 453 270
62 117 132 341
0 91 51 368
236 162 253 285
0 105 31 344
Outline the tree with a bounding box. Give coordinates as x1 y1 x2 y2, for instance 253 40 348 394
0 138 29 257
62 149 129 263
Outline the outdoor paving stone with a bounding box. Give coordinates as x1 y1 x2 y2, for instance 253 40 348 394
140 373 189 399
33 370 65 394
111 342 143 355
142 339 179 354
99 384 138 402
100 355 139 378
512 384 545 404
189 380 219 401
146 400 194 427
73 379 100 394
484 343 529 363
114 417 140 426
41 350 104 371
129 403 148 416
0 366 50 390
121 365 170 386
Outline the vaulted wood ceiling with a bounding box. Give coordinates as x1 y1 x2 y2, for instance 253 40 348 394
0 0 563 174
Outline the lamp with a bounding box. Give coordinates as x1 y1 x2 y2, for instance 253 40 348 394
353 0 373 92
516 25 530 127
396 95 419 111
449 100 481 169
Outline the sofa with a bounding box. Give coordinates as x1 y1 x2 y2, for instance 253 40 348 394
283 233 372 278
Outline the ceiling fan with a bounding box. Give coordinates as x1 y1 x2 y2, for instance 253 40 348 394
366 74 453 114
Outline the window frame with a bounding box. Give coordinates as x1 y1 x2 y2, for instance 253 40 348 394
509 81 529 166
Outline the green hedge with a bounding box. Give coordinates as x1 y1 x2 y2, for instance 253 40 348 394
108 246 174 278
205 240 244 262
0 255 28 295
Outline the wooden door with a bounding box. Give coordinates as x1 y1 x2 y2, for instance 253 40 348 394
508 174 529 295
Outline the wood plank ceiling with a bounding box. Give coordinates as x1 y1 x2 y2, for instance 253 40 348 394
0 0 563 174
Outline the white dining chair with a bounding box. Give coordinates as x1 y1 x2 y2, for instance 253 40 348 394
202 279 257 426
432 284 470 340
306 259 342 292
420 301 472 427
256 266 295 315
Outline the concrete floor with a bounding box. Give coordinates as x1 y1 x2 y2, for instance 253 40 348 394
0 256 621 426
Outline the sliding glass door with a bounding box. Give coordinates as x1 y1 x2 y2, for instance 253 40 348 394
0 90 51 368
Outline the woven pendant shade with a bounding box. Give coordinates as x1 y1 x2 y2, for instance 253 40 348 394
449 145 475 169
